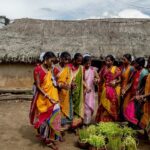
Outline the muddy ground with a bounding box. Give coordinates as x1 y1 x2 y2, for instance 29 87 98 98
0 101 150 150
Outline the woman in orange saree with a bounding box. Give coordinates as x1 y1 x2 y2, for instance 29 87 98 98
120 54 134 120
95 55 121 122
53 52 73 128
29 52 61 149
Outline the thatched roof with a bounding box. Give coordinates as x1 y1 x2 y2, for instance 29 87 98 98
0 18 150 63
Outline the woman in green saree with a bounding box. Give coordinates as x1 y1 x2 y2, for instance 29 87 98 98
70 53 84 128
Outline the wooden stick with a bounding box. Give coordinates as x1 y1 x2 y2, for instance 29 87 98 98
0 94 33 101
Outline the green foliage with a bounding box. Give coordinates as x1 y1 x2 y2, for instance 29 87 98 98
123 136 137 150
107 136 122 150
78 128 89 142
97 122 123 136
88 135 106 148
122 126 136 137
87 125 97 135
78 123 138 150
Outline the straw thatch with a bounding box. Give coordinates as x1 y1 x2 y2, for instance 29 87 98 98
0 18 150 63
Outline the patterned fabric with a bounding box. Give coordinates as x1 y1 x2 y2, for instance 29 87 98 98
95 66 121 122
84 67 95 125
71 65 84 128
29 65 61 141
140 74 150 129
124 69 148 125
54 64 73 125
121 65 134 117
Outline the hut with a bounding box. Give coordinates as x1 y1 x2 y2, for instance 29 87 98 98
0 18 150 93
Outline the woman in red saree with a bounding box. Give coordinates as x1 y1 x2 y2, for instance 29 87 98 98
95 55 121 122
29 52 61 149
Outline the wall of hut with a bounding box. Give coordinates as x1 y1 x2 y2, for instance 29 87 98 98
0 63 34 89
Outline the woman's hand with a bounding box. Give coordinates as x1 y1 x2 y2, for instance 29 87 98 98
121 89 125 95
85 87 91 93
71 82 77 89
94 78 99 85
45 94 58 104
135 95 145 103
109 80 116 87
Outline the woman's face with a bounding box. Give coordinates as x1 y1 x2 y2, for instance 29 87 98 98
60 57 70 65
122 56 129 65
45 58 54 67
84 60 91 69
75 56 83 66
105 57 113 67
134 62 140 70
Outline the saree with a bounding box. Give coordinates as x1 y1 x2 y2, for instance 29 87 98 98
54 64 73 125
95 66 121 122
121 65 134 117
124 69 148 125
71 65 84 127
29 65 61 141
84 67 96 125
140 74 150 129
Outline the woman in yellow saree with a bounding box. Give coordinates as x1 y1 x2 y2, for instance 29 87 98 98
95 55 121 122
53 52 73 128
29 52 61 149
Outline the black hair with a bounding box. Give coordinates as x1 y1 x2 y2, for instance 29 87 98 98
135 57 145 67
60 51 71 60
74 53 83 60
123 53 132 62
83 56 91 64
43 51 56 61
106 55 115 62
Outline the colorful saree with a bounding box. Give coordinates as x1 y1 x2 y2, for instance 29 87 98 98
124 69 148 125
71 65 84 127
84 67 96 125
54 64 73 125
140 74 150 129
29 65 61 141
121 65 134 116
95 66 121 122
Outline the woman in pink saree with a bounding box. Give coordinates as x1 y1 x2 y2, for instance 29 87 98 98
95 55 121 122
83 55 99 125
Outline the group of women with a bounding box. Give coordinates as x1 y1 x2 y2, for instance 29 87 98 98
29 51 150 149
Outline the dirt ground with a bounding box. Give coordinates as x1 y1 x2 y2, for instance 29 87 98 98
0 100 150 150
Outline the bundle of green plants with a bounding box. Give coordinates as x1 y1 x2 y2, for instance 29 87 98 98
86 125 97 135
122 126 136 137
78 128 89 142
96 122 122 136
88 134 106 149
122 136 137 150
107 135 122 150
